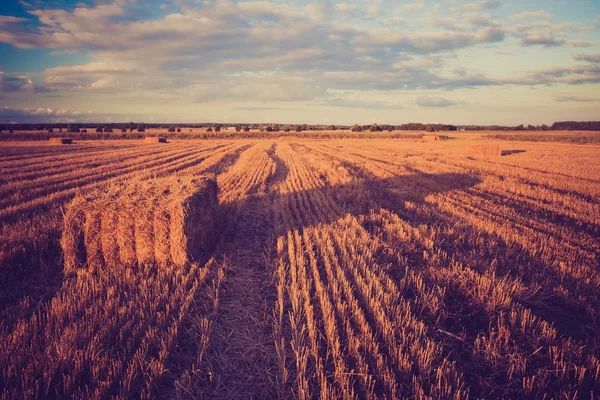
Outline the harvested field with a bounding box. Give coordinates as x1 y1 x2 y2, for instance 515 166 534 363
0 137 599 399
470 144 502 156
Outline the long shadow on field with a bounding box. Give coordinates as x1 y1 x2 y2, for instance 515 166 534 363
194 146 599 398
185 162 484 399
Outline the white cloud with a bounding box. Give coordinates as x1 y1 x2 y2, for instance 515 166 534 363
325 97 403 109
574 53 600 63
366 5 382 19
509 11 551 20
384 17 405 27
520 33 565 47
334 3 356 15
0 106 96 123
555 95 600 102
393 3 425 13
461 1 501 12
415 96 457 107
0 72 55 93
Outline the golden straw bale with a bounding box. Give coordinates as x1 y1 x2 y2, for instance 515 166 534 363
99 192 120 267
153 206 171 268
61 195 88 275
144 137 168 143
116 189 139 267
83 208 103 269
169 177 218 266
134 190 157 266
49 138 73 144
61 175 218 272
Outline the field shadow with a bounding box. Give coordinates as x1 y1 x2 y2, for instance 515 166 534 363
501 149 526 156
179 157 483 398
216 148 594 348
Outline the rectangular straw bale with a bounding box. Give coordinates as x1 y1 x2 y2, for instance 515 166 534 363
61 195 88 275
144 137 168 143
61 175 218 272
83 209 103 269
153 206 171 268
116 187 139 267
100 207 119 267
134 189 157 266
49 138 73 144
99 188 121 267
169 177 218 267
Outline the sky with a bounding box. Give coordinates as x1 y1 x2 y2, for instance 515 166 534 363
0 0 599 125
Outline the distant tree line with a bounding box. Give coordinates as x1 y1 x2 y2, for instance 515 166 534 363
1 121 599 133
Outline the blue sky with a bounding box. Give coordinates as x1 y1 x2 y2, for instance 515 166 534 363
0 0 599 124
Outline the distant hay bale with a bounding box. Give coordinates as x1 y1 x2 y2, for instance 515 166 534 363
144 136 168 143
471 145 502 156
49 138 73 144
61 176 218 273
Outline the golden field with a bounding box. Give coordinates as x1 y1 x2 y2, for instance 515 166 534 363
0 136 599 399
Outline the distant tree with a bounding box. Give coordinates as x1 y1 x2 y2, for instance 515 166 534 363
82 129 87 133
214 125 221 132
137 122 146 132
96 127 103 133
244 126 250 132
207 127 213 132
329 125 337 131
350 124 362 132
121 127 127 132
177 128 181 132
47 127 54 133
104 126 113 133
59 127 63 133
168 126 176 132
295 125 302 132
9 129 14 133
369 123 381 132
235 125 241 132
265 126 273 132
271 124 280 132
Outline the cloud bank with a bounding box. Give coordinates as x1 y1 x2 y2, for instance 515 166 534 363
0 0 598 124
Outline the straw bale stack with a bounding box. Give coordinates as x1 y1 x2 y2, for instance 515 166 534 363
61 176 218 273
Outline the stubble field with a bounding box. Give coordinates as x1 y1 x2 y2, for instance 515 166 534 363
0 137 599 399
